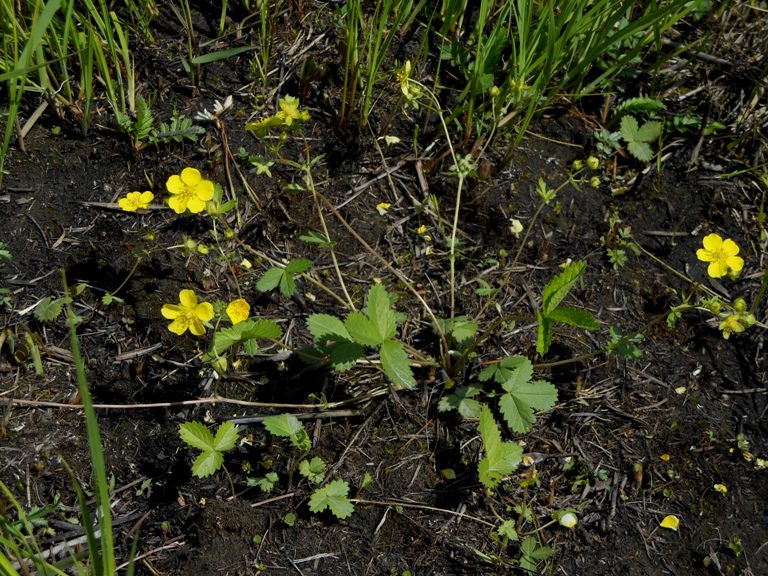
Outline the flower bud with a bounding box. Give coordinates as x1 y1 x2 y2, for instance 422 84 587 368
589 176 601 189
572 159 584 171
586 156 600 170
733 298 747 313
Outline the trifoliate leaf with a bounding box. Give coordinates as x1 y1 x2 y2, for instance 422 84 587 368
256 267 283 292
345 311 382 347
380 339 416 389
499 379 557 433
213 421 239 452
545 306 599 330
437 385 482 418
309 479 354 519
179 421 216 452
620 115 640 142
34 296 67 323
278 273 296 298
366 283 397 342
263 414 310 452
627 141 654 163
479 355 533 387
307 314 351 341
284 258 312 274
207 318 282 357
191 449 224 478
299 457 327 484
478 404 523 489
329 341 364 372
541 261 586 316
636 120 663 142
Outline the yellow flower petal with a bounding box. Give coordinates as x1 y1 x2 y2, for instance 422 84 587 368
660 453 670 462
702 233 723 252
166 174 185 194
161 304 181 319
181 167 202 186
659 515 680 531
713 483 728 494
195 179 215 202
195 302 215 323
179 290 198 308
167 316 189 335
189 317 206 336
185 196 208 214
167 194 188 214
226 299 250 324
725 255 744 272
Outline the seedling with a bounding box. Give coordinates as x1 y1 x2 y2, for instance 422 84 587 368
308 479 354 519
306 283 416 389
179 421 239 478
620 115 663 162
262 413 311 452
247 472 279 493
536 261 599 355
257 258 313 298
299 457 327 484
478 404 523 489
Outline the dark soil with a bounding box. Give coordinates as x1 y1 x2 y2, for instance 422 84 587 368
2 3 767 576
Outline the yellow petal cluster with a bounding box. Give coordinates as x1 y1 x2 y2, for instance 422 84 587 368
275 95 310 126
161 289 214 336
166 168 215 214
118 191 154 212
696 233 744 278
226 298 250 325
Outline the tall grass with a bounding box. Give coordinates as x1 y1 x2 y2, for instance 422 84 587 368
0 273 124 574
0 0 155 180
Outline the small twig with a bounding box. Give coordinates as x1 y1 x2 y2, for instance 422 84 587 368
351 498 496 528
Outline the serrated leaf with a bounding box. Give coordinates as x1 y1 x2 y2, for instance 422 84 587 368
478 404 522 489
546 306 599 330
366 283 397 342
213 421 239 452
380 339 416 389
299 231 333 246
614 97 666 117
179 421 215 452
437 385 482 418
628 141 653 162
345 311 382 347
636 120 663 143
620 115 639 142
307 314 351 341
34 297 66 322
499 380 558 433
309 479 354 519
536 312 552 355
497 519 519 541
329 341 364 371
284 258 312 274
208 319 282 356
191 450 224 478
299 457 327 484
541 261 585 316
278 272 296 297
436 316 478 346
263 413 310 451
256 267 284 292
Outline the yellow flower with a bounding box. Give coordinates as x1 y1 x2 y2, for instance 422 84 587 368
226 298 250 325
558 512 578 529
275 95 310 126
161 289 214 336
713 483 728 494
659 515 680 531
166 168 215 214
376 202 391 215
719 314 745 339
118 191 154 212
660 453 671 462
416 224 428 235
696 233 744 278
396 60 422 102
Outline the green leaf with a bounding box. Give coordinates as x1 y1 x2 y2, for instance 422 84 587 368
478 404 523 489
179 421 215 452
380 339 416 389
285 258 312 274
499 380 558 433
256 267 284 292
191 450 224 478
536 311 552 356
636 120 663 142
299 457 327 484
309 479 354 519
481 355 533 387
34 296 66 322
627 141 653 162
248 471 279 492
329 341 364 371
307 314 351 341
213 421 239 452
614 97 666 117
263 414 310 452
345 311 382 347
192 44 257 64
497 519 518 541
278 272 296 298
208 319 282 357
619 115 640 142
299 231 333 246
545 306 599 330
437 385 482 418
435 316 478 346
541 261 585 316
366 283 397 342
